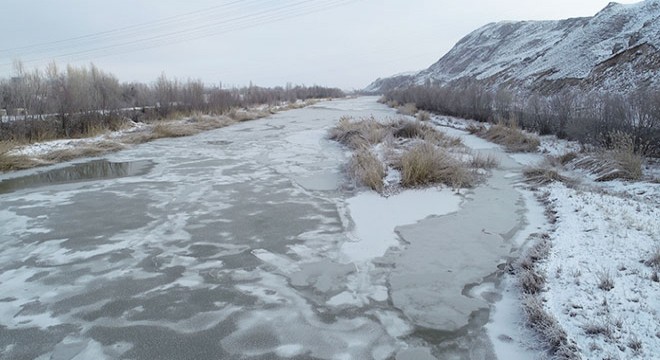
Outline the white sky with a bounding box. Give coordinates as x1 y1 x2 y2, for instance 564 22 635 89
0 0 641 90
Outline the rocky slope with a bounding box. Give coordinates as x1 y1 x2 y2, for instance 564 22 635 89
366 0 660 94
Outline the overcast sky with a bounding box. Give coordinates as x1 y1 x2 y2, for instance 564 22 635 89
0 0 640 90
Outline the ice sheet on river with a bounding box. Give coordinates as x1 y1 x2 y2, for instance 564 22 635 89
0 97 533 359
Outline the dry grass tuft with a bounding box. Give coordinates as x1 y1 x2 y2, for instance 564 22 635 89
39 142 125 162
522 295 579 359
471 152 499 169
397 103 417 116
329 116 476 192
480 122 540 152
514 233 579 359
390 119 463 148
517 234 551 272
227 108 270 122
391 120 432 139
328 116 388 149
122 116 235 144
517 234 551 294
348 147 385 192
596 270 615 291
569 131 644 181
466 124 485 134
558 151 578 165
0 142 38 171
153 122 201 138
606 131 643 180
416 110 431 121
644 246 660 270
523 167 569 185
396 143 473 188
571 155 641 182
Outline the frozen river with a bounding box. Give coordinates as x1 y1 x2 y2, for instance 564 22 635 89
0 97 538 359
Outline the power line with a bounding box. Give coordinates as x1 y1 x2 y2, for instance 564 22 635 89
0 0 250 54
1 0 359 68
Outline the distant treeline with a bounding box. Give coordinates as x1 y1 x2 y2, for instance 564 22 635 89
0 62 344 141
384 82 660 157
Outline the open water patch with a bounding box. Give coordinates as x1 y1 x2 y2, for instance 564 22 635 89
0 159 153 194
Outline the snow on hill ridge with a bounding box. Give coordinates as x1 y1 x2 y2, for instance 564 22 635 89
367 0 660 93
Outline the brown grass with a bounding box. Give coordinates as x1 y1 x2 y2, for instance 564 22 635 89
558 152 578 165
0 142 39 171
515 233 580 359
390 119 463 148
571 154 641 182
328 116 388 149
348 147 385 192
612 149 642 181
523 167 569 185
397 103 418 116
121 116 236 144
466 124 485 134
645 246 660 270
329 116 478 191
522 295 579 359
416 110 431 121
567 131 643 181
605 130 643 180
480 122 540 152
153 122 201 138
39 141 126 162
470 152 499 169
227 108 270 122
396 143 473 188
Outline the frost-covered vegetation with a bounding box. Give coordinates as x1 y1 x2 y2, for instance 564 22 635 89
328 116 495 193
382 84 660 157
0 62 344 143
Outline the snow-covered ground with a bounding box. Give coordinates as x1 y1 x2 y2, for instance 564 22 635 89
8 121 148 158
5 100 314 162
427 111 660 359
540 181 660 359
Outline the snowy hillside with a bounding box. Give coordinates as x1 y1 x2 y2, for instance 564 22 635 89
366 0 660 93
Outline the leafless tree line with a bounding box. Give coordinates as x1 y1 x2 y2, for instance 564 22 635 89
384 82 660 157
0 62 344 141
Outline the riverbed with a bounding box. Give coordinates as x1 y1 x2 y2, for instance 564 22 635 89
0 97 540 359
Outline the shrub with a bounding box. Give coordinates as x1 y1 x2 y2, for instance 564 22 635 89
396 143 473 188
348 148 385 192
